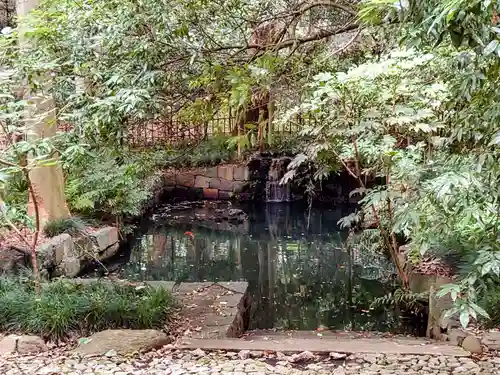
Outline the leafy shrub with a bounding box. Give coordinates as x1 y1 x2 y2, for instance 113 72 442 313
43 216 89 237
65 155 152 219
64 139 236 221
171 136 236 167
0 276 176 341
479 281 500 328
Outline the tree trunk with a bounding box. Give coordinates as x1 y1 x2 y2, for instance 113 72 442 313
17 0 70 226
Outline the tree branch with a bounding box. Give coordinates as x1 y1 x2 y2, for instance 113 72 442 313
205 21 359 54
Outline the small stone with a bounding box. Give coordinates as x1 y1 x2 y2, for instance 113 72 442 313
307 363 323 370
462 336 483 354
192 348 206 357
238 350 250 360
288 350 316 363
37 366 62 375
105 349 118 357
276 352 288 360
74 363 87 370
250 350 263 358
330 352 347 360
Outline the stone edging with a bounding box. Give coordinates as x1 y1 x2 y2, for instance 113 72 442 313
37 227 120 278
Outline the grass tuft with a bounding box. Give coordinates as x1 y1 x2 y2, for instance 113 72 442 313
43 216 89 238
0 276 176 341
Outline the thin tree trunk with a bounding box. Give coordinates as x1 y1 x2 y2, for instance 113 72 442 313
17 0 70 227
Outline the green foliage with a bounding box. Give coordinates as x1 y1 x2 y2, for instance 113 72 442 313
480 281 500 327
65 153 153 219
0 276 176 341
370 288 428 312
283 45 499 326
43 216 88 238
171 136 237 167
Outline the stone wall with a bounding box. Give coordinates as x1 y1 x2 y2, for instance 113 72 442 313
37 227 120 278
147 155 363 205
162 165 252 201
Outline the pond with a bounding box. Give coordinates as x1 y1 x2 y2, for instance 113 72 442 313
96 201 424 334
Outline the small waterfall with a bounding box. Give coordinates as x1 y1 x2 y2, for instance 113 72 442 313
265 157 291 202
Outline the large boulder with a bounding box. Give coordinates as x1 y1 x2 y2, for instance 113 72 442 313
73 329 171 357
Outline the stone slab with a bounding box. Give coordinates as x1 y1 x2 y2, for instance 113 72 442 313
209 178 233 191
0 335 47 355
68 280 247 295
218 190 234 200
177 337 469 356
162 171 176 186
202 167 219 179
176 172 195 187
217 165 234 181
481 331 500 350
195 175 211 188
73 329 171 356
203 188 219 200
90 227 119 253
38 233 72 267
66 280 249 340
233 166 249 181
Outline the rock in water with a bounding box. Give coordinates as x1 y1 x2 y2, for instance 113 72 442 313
73 329 171 356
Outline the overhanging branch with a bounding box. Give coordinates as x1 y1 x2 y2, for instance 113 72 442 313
204 21 359 54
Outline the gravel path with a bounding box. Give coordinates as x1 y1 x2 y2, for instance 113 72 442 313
1 349 499 375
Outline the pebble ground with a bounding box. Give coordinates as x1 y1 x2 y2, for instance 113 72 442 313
1 349 499 375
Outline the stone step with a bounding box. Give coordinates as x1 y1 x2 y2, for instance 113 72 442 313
176 336 470 356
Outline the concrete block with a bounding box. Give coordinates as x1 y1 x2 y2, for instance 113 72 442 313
233 166 249 181
37 233 73 268
176 172 195 187
203 188 219 200
210 178 233 191
90 227 119 253
217 165 234 181
195 175 211 188
162 171 176 186
203 167 218 178
218 190 234 200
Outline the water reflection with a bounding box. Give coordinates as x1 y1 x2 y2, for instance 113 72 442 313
115 203 405 332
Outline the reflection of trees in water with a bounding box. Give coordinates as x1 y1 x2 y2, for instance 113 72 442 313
119 226 399 331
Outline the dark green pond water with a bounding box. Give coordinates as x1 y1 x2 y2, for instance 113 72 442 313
102 202 421 333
